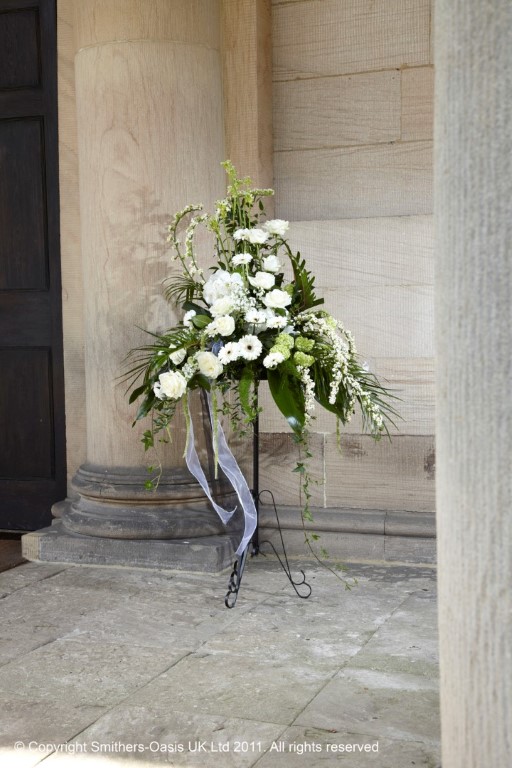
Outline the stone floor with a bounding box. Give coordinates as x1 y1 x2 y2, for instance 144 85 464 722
0 557 440 768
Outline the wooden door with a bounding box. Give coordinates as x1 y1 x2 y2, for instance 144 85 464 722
0 0 66 530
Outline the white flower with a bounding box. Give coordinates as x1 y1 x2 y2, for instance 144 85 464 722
214 315 236 336
217 342 241 364
248 271 275 290
233 228 269 245
265 311 288 329
210 296 234 317
238 334 263 361
169 347 186 365
153 382 164 400
263 351 285 369
263 219 289 237
232 253 252 266
203 270 242 305
183 309 196 327
263 289 292 309
261 255 282 273
157 371 187 400
245 308 267 325
196 351 223 379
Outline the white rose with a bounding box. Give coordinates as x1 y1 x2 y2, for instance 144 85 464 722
263 219 289 237
210 296 234 317
169 348 186 365
214 315 236 336
232 253 252 266
261 255 282 273
196 351 223 379
263 289 292 309
248 271 275 290
157 371 187 400
183 309 196 327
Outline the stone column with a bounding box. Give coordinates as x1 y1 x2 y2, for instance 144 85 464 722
435 1 512 766
28 0 239 570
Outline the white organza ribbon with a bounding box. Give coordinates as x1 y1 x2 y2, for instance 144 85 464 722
184 393 257 556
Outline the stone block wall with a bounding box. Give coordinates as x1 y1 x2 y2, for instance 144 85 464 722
255 0 436 515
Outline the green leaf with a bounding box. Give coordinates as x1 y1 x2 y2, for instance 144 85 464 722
239 367 255 420
267 365 305 435
128 383 148 404
191 314 211 329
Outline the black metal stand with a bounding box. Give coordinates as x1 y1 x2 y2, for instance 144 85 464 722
224 409 312 609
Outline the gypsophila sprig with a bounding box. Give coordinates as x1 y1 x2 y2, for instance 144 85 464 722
125 162 399 585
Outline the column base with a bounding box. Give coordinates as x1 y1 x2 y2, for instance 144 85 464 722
22 520 238 573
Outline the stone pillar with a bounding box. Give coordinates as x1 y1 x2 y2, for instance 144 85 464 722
24 0 240 570
435 2 512 766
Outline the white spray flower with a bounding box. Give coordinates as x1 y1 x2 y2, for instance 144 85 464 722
183 309 196 327
233 228 269 245
263 351 285 369
261 255 282 273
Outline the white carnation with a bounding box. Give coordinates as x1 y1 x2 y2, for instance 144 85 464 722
157 370 187 400
263 289 292 309
248 271 275 290
261 255 282 273
183 309 196 327
263 351 285 369
263 219 289 237
196 351 223 379
233 228 268 245
245 308 267 325
232 253 252 266
238 334 263 361
265 311 288 329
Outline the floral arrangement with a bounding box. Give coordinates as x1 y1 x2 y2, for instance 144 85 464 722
126 162 397 564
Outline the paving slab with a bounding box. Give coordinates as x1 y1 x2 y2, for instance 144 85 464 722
0 559 440 767
295 666 440 745
0 638 187 707
43 707 286 767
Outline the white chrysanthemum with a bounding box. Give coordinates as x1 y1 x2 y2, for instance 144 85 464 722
196 351 223 379
263 289 292 309
183 309 196 327
157 371 187 400
169 347 186 365
263 351 285 369
263 219 289 237
261 255 282 273
232 253 252 266
233 228 268 245
238 334 263 361
210 296 234 317
245 308 267 325
248 271 275 290
217 342 241 365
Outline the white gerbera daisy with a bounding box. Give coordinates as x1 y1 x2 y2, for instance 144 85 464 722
238 334 263 361
217 342 241 365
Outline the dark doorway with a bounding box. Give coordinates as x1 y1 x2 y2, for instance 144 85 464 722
0 0 66 530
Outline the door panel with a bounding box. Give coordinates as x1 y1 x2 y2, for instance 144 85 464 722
0 0 66 530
